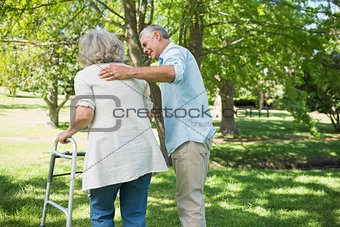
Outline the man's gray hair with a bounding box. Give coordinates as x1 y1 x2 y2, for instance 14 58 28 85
139 24 169 40
78 30 125 67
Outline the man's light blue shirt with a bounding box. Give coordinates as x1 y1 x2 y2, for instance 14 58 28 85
159 42 215 156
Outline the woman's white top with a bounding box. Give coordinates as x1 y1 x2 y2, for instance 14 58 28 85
74 63 168 193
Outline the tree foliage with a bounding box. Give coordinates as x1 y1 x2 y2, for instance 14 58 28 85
299 51 340 132
1 0 339 137
1 0 103 126
196 0 338 135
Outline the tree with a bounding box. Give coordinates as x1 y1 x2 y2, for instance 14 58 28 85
1 0 173 164
1 0 338 139
300 51 340 132
0 0 102 127
90 0 339 138
0 45 28 97
199 0 339 136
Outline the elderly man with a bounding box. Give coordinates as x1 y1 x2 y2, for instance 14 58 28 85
99 25 215 227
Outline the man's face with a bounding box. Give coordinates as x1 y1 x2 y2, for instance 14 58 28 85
140 32 160 60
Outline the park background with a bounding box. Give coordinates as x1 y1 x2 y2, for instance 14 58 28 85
0 0 339 226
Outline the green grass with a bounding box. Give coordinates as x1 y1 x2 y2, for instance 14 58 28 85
214 117 337 139
1 153 339 226
211 140 340 169
1 88 340 226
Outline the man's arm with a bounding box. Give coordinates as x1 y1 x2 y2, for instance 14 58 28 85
98 64 175 82
57 106 94 144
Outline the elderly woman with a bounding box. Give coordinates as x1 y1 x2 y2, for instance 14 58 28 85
57 30 168 227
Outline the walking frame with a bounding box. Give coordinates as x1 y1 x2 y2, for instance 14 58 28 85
40 138 85 227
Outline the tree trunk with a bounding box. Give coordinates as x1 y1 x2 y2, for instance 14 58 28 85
219 78 239 135
337 111 340 133
8 87 17 97
123 0 146 67
329 111 340 133
148 85 170 165
187 0 204 67
148 82 167 154
259 89 264 109
213 91 222 119
123 0 171 165
44 82 59 128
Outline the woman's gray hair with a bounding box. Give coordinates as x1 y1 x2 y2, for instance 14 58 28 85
139 24 169 40
78 30 125 67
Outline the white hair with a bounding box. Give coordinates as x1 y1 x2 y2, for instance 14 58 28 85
78 30 125 67
139 24 169 40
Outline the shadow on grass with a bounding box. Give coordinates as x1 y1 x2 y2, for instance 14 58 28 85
205 168 340 226
147 170 180 226
0 103 48 110
214 118 337 139
0 169 89 226
0 165 339 226
1 93 39 99
211 140 340 169
148 168 340 226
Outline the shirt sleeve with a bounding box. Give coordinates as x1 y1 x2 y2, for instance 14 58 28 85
162 48 185 84
74 74 95 110
143 82 153 112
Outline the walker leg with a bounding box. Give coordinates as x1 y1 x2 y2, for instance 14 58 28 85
66 150 78 227
41 138 79 227
40 153 56 227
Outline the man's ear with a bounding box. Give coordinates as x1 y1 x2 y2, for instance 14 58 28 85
154 31 162 40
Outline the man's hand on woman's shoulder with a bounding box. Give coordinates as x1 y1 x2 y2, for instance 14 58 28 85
99 64 133 81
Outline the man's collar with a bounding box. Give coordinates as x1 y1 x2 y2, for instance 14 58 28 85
159 42 175 62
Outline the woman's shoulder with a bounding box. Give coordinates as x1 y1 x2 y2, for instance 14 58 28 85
75 65 99 79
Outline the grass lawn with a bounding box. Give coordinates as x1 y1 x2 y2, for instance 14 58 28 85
1 88 340 226
213 115 338 139
211 140 340 169
1 143 339 227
